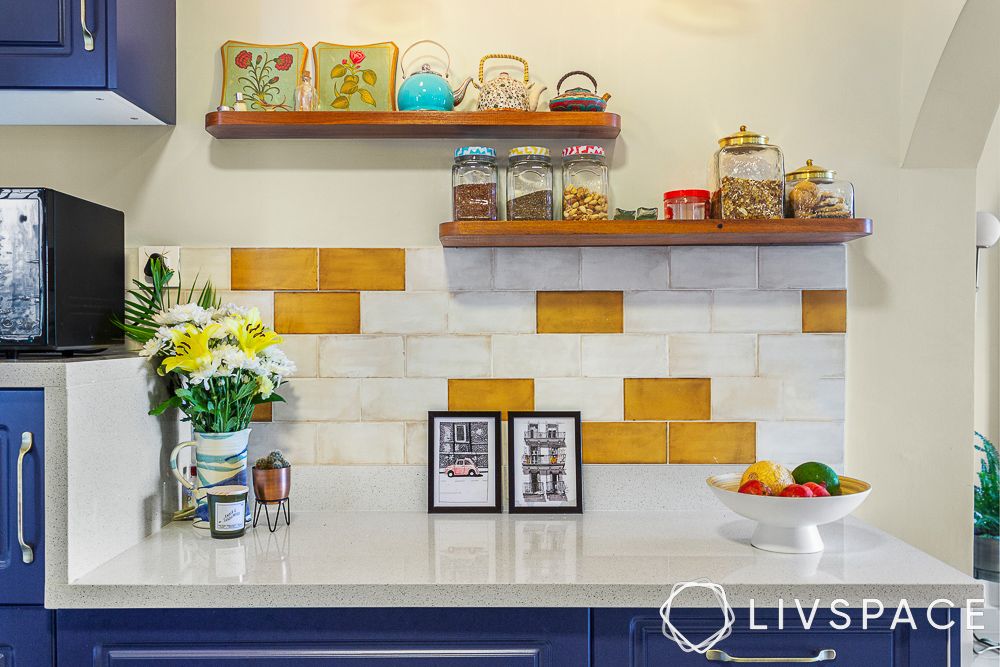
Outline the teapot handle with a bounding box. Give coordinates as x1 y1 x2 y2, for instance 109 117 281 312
400 39 451 80
478 53 529 85
557 70 598 95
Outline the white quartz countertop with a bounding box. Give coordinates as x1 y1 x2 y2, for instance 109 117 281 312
55 510 982 608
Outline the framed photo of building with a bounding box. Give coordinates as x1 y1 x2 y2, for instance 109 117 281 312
507 412 583 514
427 411 502 513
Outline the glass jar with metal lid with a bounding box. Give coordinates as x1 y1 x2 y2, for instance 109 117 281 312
785 159 854 219
562 145 608 221
452 146 498 221
710 125 784 219
507 146 553 220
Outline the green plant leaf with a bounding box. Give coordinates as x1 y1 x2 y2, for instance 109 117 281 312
148 395 182 416
332 95 350 109
361 69 377 86
331 64 347 78
340 80 359 95
358 89 376 106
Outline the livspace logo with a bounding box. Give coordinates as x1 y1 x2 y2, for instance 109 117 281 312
659 579 989 655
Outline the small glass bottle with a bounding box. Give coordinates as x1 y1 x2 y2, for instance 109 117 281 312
709 125 784 219
452 146 498 221
295 71 318 112
507 146 553 220
785 159 854 218
561 145 609 221
232 92 248 112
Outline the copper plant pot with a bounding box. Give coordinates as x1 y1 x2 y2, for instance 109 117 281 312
252 466 291 502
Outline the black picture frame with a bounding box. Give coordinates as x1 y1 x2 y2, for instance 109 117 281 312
427 411 502 514
507 411 583 514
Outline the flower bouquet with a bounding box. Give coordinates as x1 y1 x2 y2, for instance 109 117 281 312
115 258 294 524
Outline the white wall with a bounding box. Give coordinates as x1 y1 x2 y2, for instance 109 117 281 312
976 111 1000 444
0 0 987 570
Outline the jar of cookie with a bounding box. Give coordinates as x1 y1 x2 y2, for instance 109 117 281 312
785 159 854 219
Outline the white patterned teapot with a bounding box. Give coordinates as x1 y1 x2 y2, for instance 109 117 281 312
474 53 547 111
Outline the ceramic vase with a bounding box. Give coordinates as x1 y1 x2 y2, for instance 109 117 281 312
170 429 251 528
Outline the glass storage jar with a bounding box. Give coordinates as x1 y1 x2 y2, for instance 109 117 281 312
561 145 608 221
452 146 498 221
785 159 854 219
710 125 784 219
507 146 553 220
664 189 710 220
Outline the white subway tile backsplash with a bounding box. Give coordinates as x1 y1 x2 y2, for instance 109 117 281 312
624 291 712 333
756 421 844 466
317 422 406 464
669 334 757 376
492 335 581 377
180 247 231 290
279 335 319 378
759 335 845 377
273 378 361 421
534 378 624 420
448 292 535 334
758 246 846 289
670 247 757 289
319 336 404 378
361 378 448 421
711 377 782 421
406 248 493 291
581 335 668 377
362 292 448 334
783 378 846 420
405 422 429 464
406 336 491 378
581 247 669 290
494 248 580 290
713 290 800 333
248 422 318 465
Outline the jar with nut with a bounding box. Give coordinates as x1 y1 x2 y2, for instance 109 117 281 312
561 145 609 221
507 146 553 220
710 125 784 219
785 159 854 219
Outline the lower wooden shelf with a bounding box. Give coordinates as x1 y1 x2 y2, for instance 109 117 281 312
439 218 873 247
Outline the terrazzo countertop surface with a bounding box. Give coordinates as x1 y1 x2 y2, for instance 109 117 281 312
57 510 982 608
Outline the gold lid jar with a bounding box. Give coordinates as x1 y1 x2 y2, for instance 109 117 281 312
784 159 854 219
710 125 784 219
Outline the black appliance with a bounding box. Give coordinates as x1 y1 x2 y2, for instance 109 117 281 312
0 188 123 356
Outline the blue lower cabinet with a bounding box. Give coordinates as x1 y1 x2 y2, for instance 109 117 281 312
592 607 961 666
56 607 589 666
0 606 54 667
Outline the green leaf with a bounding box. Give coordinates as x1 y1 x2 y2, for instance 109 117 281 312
358 89 376 106
331 64 347 78
148 395 182 416
340 79 358 95
361 69 377 86
332 95 350 109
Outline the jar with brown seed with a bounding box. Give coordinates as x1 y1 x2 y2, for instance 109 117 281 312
561 145 609 221
452 146 498 221
709 125 784 219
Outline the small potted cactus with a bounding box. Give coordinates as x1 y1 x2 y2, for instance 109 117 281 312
252 450 291 503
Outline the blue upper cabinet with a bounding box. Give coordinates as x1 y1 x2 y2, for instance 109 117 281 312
0 0 175 124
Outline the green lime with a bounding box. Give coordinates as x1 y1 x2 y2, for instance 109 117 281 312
792 462 841 496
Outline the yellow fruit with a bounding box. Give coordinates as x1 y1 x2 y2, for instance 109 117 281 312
739 461 795 495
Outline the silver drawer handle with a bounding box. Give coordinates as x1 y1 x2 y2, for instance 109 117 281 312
17 432 34 564
707 649 836 663
81 0 95 51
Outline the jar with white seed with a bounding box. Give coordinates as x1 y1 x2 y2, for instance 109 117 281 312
561 145 609 221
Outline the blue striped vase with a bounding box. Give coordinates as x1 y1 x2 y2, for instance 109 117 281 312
170 429 251 528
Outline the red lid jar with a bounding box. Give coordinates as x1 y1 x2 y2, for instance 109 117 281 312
663 189 710 220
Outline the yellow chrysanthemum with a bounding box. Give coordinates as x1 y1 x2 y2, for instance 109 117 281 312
162 323 220 374
226 308 282 358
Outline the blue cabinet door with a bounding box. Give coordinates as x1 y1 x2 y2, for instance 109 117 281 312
57 608 590 666
0 606 53 667
0 388 45 605
0 0 108 87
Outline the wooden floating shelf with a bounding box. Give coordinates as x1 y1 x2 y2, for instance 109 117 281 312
205 110 622 140
439 218 873 247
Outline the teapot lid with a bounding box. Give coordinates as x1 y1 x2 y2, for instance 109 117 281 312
718 125 771 148
416 63 445 78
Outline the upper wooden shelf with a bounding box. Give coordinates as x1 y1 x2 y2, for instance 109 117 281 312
205 111 622 140
439 218 873 247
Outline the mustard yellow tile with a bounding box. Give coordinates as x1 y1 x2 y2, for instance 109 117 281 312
624 378 711 421
251 402 272 422
537 291 623 334
275 292 360 334
448 379 534 420
231 248 318 291
319 248 405 291
669 422 755 464
582 422 667 464
802 290 847 333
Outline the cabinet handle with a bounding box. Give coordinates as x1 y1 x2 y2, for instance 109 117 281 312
17 432 34 565
706 649 836 663
81 0 95 51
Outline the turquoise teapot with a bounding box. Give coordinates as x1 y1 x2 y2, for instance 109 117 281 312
397 40 472 112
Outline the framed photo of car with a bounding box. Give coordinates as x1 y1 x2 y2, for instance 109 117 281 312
428 411 502 513
507 412 583 514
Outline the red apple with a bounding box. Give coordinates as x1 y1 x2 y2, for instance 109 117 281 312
779 483 814 498
738 480 770 496
803 482 831 497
